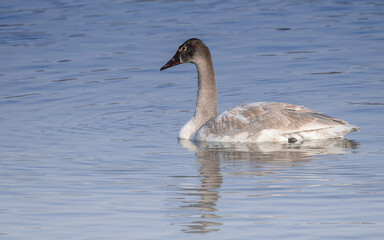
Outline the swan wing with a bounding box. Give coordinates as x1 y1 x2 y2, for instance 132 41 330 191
195 102 359 142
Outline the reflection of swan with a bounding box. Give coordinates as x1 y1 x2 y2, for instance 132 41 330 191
161 38 359 143
174 140 223 234
172 139 359 234
181 138 360 160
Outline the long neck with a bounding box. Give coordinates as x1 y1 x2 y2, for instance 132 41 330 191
179 53 217 140
194 56 218 123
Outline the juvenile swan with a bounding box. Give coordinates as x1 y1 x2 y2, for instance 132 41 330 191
160 38 359 143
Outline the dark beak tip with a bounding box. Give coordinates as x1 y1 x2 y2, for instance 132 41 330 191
160 56 180 72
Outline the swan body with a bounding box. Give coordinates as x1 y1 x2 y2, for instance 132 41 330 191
160 38 359 143
195 102 358 142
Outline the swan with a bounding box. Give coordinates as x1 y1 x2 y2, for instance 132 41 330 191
160 38 359 143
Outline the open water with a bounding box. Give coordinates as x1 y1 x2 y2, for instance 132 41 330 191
1 0 384 239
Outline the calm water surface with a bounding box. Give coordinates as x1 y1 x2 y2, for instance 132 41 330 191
1 0 384 239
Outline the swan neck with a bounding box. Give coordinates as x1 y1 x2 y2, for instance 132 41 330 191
179 48 218 140
195 57 218 124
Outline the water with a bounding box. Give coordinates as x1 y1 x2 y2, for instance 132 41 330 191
1 0 384 239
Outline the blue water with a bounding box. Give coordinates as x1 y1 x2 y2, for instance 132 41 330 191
1 0 384 239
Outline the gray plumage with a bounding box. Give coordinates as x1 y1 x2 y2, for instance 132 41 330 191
160 38 359 143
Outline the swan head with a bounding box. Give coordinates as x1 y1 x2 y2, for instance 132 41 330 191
160 38 209 71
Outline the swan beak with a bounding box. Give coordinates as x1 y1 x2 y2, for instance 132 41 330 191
160 54 181 71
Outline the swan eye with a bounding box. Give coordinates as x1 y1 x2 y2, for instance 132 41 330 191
181 46 187 52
